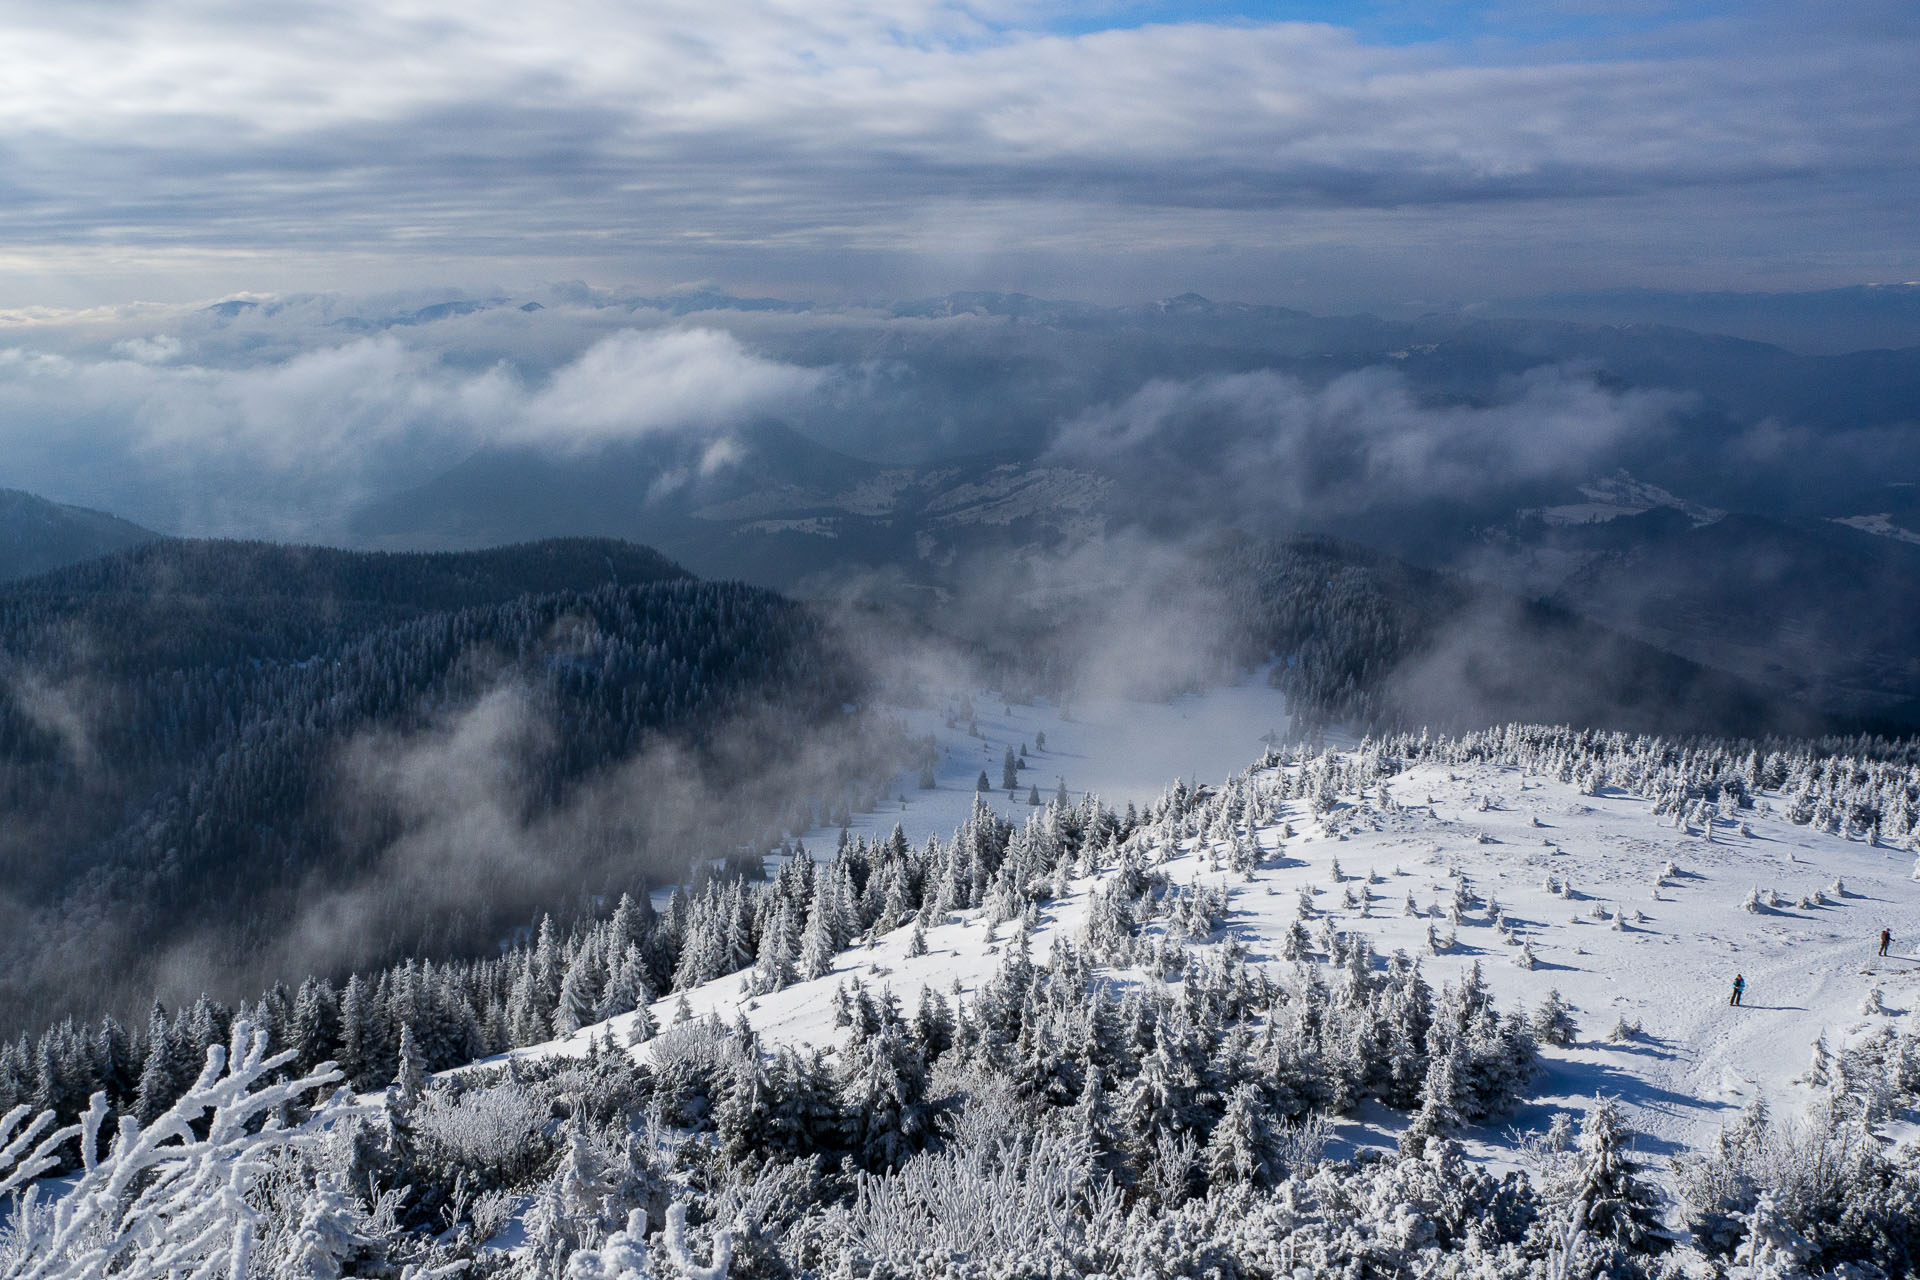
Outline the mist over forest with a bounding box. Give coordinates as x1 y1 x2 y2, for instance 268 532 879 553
3 278 1918 1034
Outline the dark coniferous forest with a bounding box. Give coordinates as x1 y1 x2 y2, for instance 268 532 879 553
0 538 889 1032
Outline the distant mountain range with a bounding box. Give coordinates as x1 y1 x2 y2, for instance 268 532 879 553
1482 283 1920 355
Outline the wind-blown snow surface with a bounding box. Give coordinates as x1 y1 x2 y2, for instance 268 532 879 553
477 685 1920 1180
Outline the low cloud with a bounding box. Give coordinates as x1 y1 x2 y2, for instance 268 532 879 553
5 670 97 771
517 327 825 450
1048 363 1688 531
0 321 826 535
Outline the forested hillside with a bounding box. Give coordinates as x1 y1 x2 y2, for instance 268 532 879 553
924 531 1839 739
0 539 891 1033
0 487 158 582
1209 533 1835 739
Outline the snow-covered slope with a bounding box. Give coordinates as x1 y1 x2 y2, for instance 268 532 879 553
478 683 1920 1178
828 668 1292 853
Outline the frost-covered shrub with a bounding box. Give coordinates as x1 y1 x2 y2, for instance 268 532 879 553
559 1202 732 1280
1673 1097 1920 1273
836 1089 1106 1275
0 1022 364 1280
413 1078 555 1189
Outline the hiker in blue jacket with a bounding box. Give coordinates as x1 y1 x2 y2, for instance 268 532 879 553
1729 974 1745 1006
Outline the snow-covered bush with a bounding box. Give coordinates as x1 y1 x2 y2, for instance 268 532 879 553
1672 1096 1920 1273
0 1021 362 1280
562 1203 732 1280
836 1114 1101 1273
412 1078 554 1190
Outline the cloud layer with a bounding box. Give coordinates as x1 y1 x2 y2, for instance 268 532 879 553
0 314 824 534
0 2 1913 304
1048 363 1687 532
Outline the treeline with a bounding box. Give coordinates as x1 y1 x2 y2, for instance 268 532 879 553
2 771 1541 1183
35 709 1920 1143
1387 721 1920 847
0 539 879 1033
1 796 1122 1126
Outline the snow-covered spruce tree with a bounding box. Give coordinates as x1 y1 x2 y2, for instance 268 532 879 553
1570 1097 1669 1263
275 1170 377 1280
1203 1082 1283 1188
525 1129 623 1277
1533 990 1578 1047
556 948 605 1038
837 1014 931 1172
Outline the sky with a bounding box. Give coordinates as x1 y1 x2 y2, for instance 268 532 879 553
0 0 1914 311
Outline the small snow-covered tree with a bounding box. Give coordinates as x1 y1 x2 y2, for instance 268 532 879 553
278 1171 374 1280
1533 990 1577 1047
1574 1098 1667 1258
1203 1082 1280 1188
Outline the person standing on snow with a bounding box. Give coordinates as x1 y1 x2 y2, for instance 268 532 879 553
1729 974 1745 1006
1880 928 1892 957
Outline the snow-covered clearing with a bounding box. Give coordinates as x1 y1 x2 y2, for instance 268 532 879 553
832 667 1292 852
482 677 1920 1182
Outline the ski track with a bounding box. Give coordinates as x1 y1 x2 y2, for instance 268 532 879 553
471 678 1920 1181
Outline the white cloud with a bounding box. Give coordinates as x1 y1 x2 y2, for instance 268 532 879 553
517 327 825 448
0 321 825 533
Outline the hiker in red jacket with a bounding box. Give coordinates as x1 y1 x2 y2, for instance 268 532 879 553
1881 928 1893 957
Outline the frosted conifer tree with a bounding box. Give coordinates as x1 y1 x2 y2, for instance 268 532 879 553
1204 1082 1280 1187
1533 990 1578 1047
799 890 837 982
556 952 603 1038
1575 1097 1667 1257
